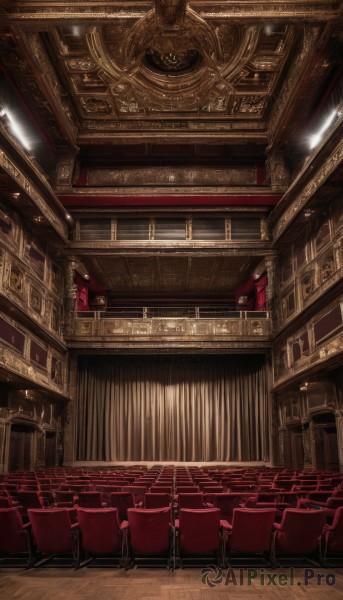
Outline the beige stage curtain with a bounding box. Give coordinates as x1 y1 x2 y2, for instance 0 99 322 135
76 356 269 462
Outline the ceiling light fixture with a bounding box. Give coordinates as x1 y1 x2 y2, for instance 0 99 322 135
264 25 273 36
309 109 337 150
4 108 32 151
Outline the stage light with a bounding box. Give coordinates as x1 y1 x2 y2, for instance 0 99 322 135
264 24 273 36
4 108 32 151
309 109 337 150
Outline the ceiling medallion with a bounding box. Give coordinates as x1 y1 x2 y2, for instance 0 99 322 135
144 48 201 74
87 0 259 111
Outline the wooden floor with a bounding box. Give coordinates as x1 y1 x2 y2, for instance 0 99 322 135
1 567 343 600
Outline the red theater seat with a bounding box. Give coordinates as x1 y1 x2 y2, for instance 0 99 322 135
272 508 327 565
127 507 173 568
223 508 276 565
176 508 225 567
77 508 128 567
28 508 79 567
0 507 32 566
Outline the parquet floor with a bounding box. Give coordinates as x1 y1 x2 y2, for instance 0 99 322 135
1 566 343 600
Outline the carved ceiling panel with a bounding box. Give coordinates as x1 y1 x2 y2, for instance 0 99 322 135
84 254 259 296
1 1 341 156
50 13 293 120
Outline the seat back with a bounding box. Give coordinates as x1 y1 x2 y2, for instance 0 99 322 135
144 493 170 509
275 508 327 554
327 497 343 509
121 486 147 504
179 508 220 554
78 508 122 554
178 493 204 509
28 509 74 553
110 492 135 520
230 508 276 553
0 508 28 553
208 493 241 520
0 496 12 508
54 490 75 503
127 507 170 554
326 506 343 553
78 492 104 508
17 491 44 511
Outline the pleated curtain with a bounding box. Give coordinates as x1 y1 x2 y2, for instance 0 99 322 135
76 355 269 462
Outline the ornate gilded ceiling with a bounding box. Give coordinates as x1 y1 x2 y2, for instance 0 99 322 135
2 0 342 155
1 1 342 256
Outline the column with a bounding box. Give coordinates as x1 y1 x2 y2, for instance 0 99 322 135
64 257 77 336
335 410 343 472
63 354 78 465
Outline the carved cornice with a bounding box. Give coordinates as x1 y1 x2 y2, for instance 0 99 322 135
267 26 321 149
270 114 343 242
16 30 78 146
67 244 275 257
0 128 69 240
67 341 271 353
3 2 341 22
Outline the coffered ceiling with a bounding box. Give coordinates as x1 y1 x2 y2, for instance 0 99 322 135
1 1 343 300
83 254 260 298
2 0 343 156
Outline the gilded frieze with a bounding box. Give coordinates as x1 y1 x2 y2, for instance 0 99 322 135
72 315 271 341
87 166 259 187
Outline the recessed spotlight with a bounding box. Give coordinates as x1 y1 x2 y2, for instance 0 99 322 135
264 24 273 36
71 26 81 37
5 108 32 151
309 109 337 150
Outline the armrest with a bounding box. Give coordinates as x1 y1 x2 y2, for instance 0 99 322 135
120 520 129 531
71 522 79 530
273 522 281 530
23 521 31 530
220 520 231 531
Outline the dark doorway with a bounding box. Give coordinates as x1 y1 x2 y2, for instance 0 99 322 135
313 414 339 471
45 431 56 467
292 432 304 470
8 424 33 471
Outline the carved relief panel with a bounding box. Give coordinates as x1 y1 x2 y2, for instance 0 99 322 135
0 205 65 340
275 197 343 330
273 299 343 386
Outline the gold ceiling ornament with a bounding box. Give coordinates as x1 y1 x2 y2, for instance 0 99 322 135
86 0 259 111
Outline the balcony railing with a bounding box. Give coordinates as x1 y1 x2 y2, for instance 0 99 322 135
76 307 269 319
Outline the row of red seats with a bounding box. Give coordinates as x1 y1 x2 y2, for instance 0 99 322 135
2 465 343 524
1 505 342 569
